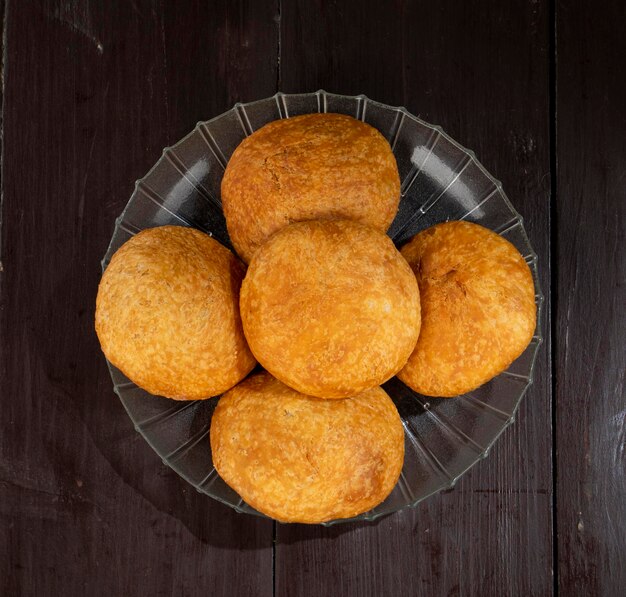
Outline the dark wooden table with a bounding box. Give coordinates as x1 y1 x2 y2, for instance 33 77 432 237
1 1 624 595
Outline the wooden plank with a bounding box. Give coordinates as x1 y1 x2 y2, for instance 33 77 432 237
555 1 626 594
276 1 554 595
0 1 277 595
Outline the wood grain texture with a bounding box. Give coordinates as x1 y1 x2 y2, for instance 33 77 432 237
3 0 624 596
0 1 277 595
555 1 626 594
276 1 554 596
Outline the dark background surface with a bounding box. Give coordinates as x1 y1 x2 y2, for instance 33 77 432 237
0 1 623 596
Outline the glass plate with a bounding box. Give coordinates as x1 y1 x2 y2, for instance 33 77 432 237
102 91 543 525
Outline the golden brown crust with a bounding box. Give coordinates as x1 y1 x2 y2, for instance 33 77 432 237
95 226 256 400
240 220 421 398
221 113 400 263
210 372 404 523
398 221 537 397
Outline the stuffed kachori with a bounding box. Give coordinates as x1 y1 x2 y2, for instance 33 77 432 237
210 372 404 523
95 226 256 400
398 221 536 397
240 219 421 398
221 113 400 263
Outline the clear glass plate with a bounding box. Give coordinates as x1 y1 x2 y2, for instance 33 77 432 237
102 91 543 525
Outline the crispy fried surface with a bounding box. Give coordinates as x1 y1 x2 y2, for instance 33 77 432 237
398 221 536 397
210 373 404 523
95 226 256 399
221 113 400 263
240 220 421 398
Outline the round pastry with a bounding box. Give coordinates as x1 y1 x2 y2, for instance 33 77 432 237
240 219 421 398
95 226 256 400
210 372 405 523
221 113 400 263
398 221 536 397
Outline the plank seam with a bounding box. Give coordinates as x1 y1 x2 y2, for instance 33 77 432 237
549 0 559 594
276 0 282 91
272 520 277 597
0 0 7 271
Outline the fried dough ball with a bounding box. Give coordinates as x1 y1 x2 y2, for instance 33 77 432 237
210 372 404 523
222 113 400 263
96 226 256 399
240 219 421 398
398 221 536 397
